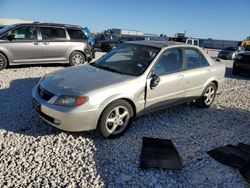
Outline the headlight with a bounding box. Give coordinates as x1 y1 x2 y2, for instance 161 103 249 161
54 95 88 107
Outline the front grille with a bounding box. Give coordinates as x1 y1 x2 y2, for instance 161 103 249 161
38 86 54 101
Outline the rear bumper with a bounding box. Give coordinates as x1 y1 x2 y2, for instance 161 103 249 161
32 85 100 132
85 51 93 62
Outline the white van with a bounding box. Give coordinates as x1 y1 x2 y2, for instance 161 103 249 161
186 38 200 46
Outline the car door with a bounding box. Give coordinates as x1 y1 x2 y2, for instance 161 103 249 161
3 25 42 63
39 26 70 63
182 48 211 99
145 48 185 111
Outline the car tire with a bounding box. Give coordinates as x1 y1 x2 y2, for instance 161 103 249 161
0 53 8 71
97 99 133 138
232 68 240 75
69 51 85 66
197 82 217 108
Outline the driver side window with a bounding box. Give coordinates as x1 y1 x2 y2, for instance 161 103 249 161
154 48 183 76
7 26 37 40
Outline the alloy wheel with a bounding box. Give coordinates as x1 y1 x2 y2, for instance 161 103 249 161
0 56 3 67
105 106 129 135
204 86 215 105
72 54 84 65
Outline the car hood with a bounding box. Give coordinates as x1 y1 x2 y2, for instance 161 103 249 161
40 64 134 96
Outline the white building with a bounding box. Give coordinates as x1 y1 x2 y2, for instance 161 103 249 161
107 28 144 36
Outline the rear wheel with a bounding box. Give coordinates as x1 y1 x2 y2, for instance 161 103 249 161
97 100 133 138
69 51 85 66
0 53 7 71
197 83 217 108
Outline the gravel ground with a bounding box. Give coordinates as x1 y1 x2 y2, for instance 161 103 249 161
0 50 249 187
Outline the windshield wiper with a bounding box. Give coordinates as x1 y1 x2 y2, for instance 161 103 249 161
89 62 97 67
90 62 136 76
100 65 126 75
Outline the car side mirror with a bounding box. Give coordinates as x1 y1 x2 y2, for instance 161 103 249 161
150 74 160 89
7 34 15 41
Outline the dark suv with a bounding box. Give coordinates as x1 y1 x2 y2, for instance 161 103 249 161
0 22 94 70
218 47 238 60
233 51 250 75
99 35 145 52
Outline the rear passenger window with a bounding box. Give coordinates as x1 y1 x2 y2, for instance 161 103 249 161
67 29 87 40
154 48 183 76
40 27 66 40
184 49 209 70
187 40 192 44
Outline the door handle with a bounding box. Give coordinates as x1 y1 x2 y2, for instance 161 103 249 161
43 42 49 45
33 42 38 45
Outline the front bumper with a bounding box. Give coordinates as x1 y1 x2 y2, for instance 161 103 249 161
32 85 100 132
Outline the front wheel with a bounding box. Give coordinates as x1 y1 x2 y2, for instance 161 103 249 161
0 53 8 71
97 100 133 138
69 51 85 66
197 83 217 108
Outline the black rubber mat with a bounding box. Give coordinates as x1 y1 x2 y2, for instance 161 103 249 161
239 162 250 183
140 137 182 170
207 145 250 168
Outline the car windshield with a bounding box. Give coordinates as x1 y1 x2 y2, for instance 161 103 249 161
0 25 16 36
105 35 119 41
91 44 160 76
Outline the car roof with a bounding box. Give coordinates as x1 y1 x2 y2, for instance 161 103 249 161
8 22 83 29
128 40 186 48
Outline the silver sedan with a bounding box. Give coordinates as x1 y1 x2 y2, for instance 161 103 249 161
32 41 225 138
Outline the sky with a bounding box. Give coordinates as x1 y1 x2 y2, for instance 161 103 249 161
0 0 249 41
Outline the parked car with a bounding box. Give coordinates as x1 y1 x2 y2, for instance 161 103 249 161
233 51 250 75
82 27 95 58
218 47 238 60
94 34 118 48
32 41 225 138
100 35 145 52
233 45 250 60
0 22 94 70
